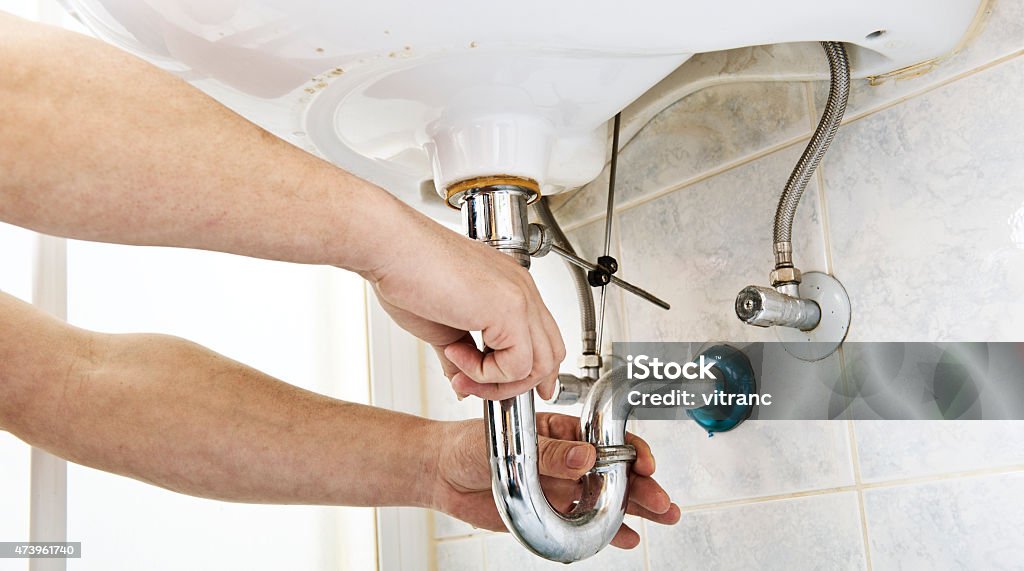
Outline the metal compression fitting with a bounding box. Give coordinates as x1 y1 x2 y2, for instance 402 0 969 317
456 181 636 562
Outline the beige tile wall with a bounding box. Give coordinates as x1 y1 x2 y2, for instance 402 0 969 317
424 1 1024 568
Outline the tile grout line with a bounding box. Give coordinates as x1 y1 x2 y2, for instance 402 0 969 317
815 165 835 274
479 529 489 570
813 66 871 569
836 47 1024 129
858 464 1024 490
803 81 837 277
559 48 1024 234
562 132 815 232
678 485 861 512
640 518 653 571
845 418 874 571
676 463 1024 513
834 344 868 567
613 210 633 344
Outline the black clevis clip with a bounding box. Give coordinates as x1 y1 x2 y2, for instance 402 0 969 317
587 255 619 288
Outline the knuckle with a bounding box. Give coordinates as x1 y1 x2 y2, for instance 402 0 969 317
510 263 532 283
498 282 528 311
554 341 567 364
487 328 514 352
533 353 553 378
511 361 533 381
466 364 487 384
539 440 565 472
498 354 531 381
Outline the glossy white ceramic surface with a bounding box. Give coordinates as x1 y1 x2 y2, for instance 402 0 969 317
62 0 982 215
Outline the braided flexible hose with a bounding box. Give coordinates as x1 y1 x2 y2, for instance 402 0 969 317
772 41 850 263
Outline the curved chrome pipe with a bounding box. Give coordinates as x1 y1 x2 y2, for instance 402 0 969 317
458 183 637 562
488 366 694 562
485 391 630 562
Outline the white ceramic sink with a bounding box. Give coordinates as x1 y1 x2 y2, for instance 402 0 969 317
62 0 983 216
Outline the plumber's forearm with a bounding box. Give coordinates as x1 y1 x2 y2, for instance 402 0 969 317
0 12 402 276
0 293 440 507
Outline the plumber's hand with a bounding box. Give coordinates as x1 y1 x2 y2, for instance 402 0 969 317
430 413 681 548
364 201 565 400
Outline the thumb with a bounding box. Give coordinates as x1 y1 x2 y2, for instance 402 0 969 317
537 436 596 480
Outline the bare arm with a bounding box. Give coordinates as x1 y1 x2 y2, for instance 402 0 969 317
0 292 679 545
0 13 680 542
0 13 380 271
0 292 437 506
0 11 563 399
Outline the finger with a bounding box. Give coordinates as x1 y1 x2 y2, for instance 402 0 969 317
522 317 555 395
432 338 473 399
627 501 681 525
530 333 558 400
609 523 641 549
530 300 564 400
531 371 557 402
536 416 659 481
535 292 567 375
445 334 533 385
478 299 535 382
537 374 558 401
539 476 583 512
537 413 583 442
627 475 673 515
450 373 538 400
433 334 475 377
443 341 489 397
625 431 656 476
524 277 562 349
537 435 595 480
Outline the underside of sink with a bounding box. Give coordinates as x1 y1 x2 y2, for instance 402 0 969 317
62 0 986 219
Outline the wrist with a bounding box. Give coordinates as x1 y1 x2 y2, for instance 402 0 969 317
310 163 410 279
408 417 448 510
342 191 427 284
